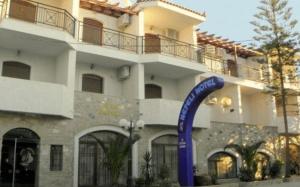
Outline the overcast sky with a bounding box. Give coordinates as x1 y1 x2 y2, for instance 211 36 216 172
172 0 300 44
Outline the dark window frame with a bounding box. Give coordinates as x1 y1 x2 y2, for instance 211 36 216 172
145 84 162 99
50 145 63 171
82 74 104 94
2 61 31 80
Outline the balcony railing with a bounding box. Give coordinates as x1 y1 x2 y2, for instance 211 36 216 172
0 1 266 83
78 21 139 53
1 0 76 36
202 54 264 82
143 34 202 62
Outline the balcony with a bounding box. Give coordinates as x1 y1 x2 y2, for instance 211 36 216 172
0 76 73 118
139 99 210 128
202 54 263 82
143 34 201 62
77 21 139 53
0 0 76 36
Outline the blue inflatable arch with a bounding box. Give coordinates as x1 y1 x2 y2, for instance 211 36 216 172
178 76 224 186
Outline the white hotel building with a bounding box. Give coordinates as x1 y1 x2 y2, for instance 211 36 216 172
0 0 299 187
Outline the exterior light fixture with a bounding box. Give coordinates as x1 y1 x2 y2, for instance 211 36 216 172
205 95 218 105
118 118 144 187
220 97 232 108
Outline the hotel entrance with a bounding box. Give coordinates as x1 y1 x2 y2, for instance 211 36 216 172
0 128 40 187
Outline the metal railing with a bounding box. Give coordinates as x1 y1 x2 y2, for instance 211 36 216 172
143 34 203 62
0 1 266 83
4 0 76 36
202 54 264 82
78 21 139 53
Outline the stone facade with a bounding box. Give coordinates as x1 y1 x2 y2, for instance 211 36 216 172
0 91 297 187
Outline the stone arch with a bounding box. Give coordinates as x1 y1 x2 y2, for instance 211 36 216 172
206 148 242 171
73 125 138 187
0 128 40 187
207 151 238 179
148 130 197 164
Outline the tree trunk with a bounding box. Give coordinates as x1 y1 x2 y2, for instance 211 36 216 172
279 67 290 178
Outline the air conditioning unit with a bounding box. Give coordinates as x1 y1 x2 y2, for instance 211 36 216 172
117 14 131 29
117 66 130 80
164 28 179 39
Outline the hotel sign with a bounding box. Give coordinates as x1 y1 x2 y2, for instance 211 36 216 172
178 76 224 186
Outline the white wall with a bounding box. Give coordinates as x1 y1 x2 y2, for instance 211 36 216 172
210 85 243 124
0 48 56 83
243 93 276 126
0 76 72 118
145 74 179 100
140 99 210 128
177 75 199 101
179 25 195 44
75 62 123 97
78 8 119 30
123 64 145 100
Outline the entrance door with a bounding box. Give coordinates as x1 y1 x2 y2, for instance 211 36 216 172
0 128 40 187
9 0 37 23
227 60 238 77
82 18 103 45
145 33 161 53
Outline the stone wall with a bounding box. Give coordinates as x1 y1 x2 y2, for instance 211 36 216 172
0 91 297 187
0 91 139 187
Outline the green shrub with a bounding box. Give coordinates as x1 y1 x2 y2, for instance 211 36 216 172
158 164 170 180
194 174 213 186
135 177 145 187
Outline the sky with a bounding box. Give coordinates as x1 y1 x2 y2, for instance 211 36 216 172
171 0 300 45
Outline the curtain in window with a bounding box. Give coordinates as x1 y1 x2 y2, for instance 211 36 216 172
152 135 178 181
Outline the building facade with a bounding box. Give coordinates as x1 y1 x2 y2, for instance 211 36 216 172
0 0 299 187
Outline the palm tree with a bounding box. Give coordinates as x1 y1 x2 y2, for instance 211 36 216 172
225 141 265 181
89 134 140 186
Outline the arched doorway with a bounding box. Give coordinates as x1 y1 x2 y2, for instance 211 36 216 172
289 144 300 175
0 128 40 187
78 131 128 187
152 135 178 181
255 152 270 180
208 152 237 179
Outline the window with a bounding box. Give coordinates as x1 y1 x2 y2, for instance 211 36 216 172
208 152 237 179
145 84 162 99
152 135 178 182
82 74 103 94
2 61 31 79
50 145 63 171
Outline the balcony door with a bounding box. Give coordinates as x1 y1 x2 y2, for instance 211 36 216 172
82 18 103 45
227 60 238 77
0 128 40 187
9 0 37 23
145 33 161 53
